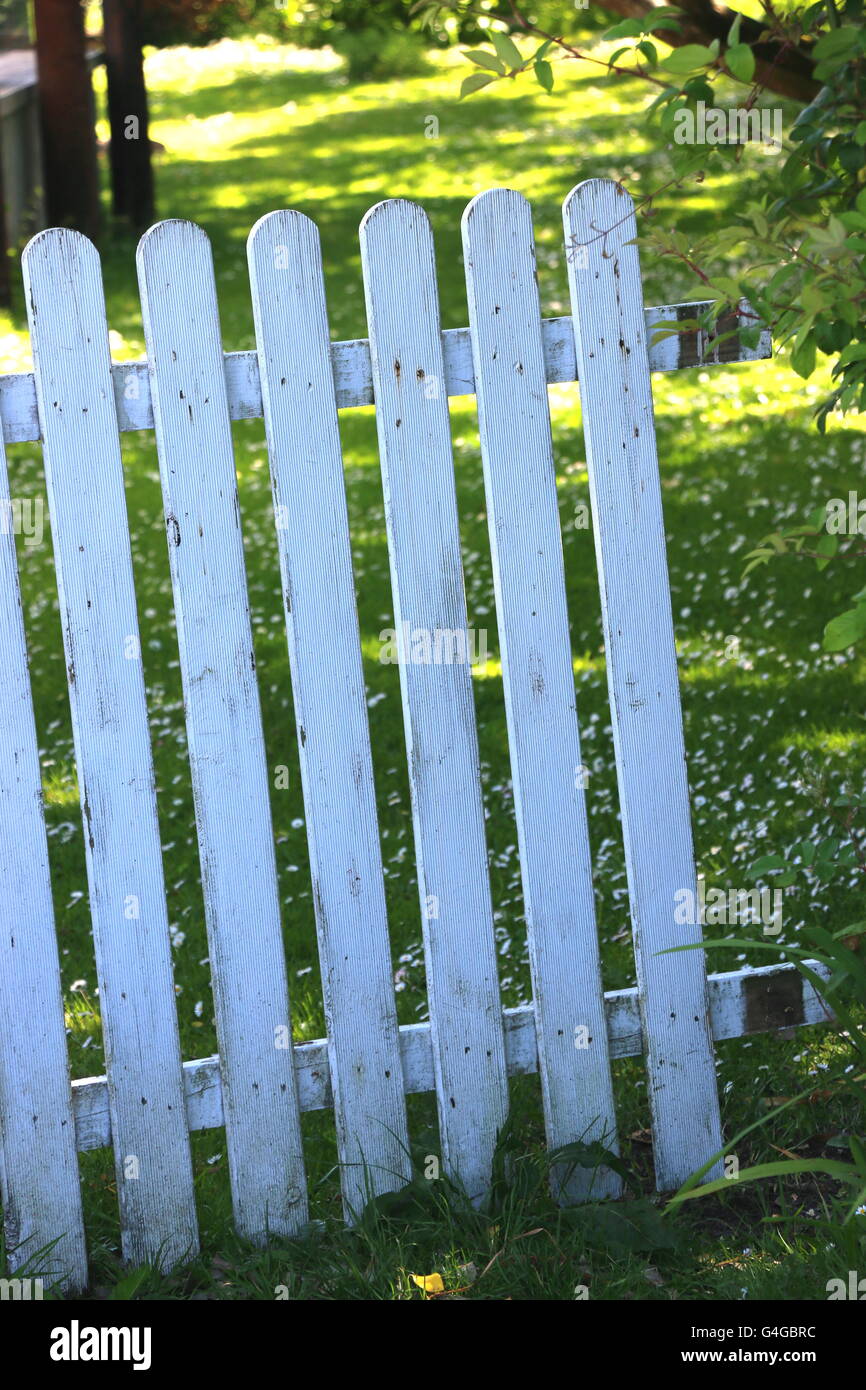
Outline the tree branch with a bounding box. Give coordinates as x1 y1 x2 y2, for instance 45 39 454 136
596 0 820 103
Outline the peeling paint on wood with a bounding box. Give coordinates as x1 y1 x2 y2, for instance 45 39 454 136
137 220 307 1242
563 181 724 1190
22 228 199 1270
247 210 410 1217
0 425 88 1292
463 188 619 1201
360 198 509 1202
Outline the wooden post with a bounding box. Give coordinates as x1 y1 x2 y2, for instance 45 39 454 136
103 0 154 230
33 0 100 239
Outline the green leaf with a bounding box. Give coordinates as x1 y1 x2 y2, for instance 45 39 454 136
817 837 841 862
728 12 742 47
812 26 862 62
750 854 787 874
489 28 524 71
603 18 646 40
661 44 716 73
726 43 755 83
815 531 838 570
823 605 866 652
790 331 816 380
638 40 658 65
463 49 505 74
608 45 634 69
534 58 554 92
669 1159 860 1207
836 342 866 369
460 72 496 99
560 1199 678 1253
109 1265 152 1300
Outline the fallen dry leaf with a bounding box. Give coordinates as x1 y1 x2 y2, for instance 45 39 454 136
629 1128 653 1145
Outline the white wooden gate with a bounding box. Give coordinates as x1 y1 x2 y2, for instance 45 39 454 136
0 180 828 1292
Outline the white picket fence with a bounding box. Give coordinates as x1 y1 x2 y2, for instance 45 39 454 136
0 180 829 1292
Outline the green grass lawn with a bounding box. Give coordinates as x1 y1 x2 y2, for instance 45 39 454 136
1 35 864 1299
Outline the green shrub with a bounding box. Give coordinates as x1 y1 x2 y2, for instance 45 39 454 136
333 25 433 81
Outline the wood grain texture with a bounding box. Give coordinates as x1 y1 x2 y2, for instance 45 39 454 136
136 220 308 1241
22 228 199 1268
0 431 88 1292
68 961 831 1152
0 303 771 445
360 198 509 1203
463 188 619 1200
247 210 411 1216
563 180 724 1190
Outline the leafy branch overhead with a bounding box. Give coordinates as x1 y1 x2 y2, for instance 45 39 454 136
423 0 866 434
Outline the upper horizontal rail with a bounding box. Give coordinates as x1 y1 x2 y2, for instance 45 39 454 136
0 302 770 446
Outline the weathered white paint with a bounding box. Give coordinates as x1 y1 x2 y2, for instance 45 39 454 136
463 188 619 1200
136 220 308 1241
68 961 832 1153
21 229 199 1268
360 198 509 1202
1 197 824 1278
247 210 411 1216
0 431 89 1292
0 303 771 445
563 180 724 1190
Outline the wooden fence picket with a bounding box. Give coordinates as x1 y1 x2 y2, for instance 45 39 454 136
136 220 308 1240
247 210 411 1214
562 180 724 1189
22 229 199 1268
360 199 509 1201
463 188 620 1199
0 433 88 1292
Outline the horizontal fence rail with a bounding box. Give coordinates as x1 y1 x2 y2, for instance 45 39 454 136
0 304 771 445
69 962 831 1153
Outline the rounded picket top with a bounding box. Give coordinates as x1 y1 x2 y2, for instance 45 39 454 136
359 196 435 263
135 218 215 294
22 224 100 272
247 208 322 281
21 227 105 320
562 175 635 221
562 178 640 281
461 184 529 233
461 187 536 282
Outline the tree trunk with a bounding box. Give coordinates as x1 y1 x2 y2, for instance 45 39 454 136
0 152 11 309
104 0 154 230
597 0 820 104
33 0 100 239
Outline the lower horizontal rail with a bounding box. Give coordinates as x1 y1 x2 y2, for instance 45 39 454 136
71 961 829 1153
